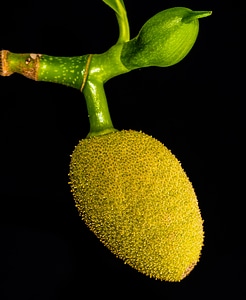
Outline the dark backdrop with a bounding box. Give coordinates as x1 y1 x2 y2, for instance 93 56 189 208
1 1 245 299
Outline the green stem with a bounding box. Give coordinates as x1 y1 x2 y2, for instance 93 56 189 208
82 44 129 137
103 0 130 43
0 45 129 138
0 4 212 139
0 50 89 90
38 54 88 90
115 3 130 43
88 44 129 83
83 79 117 137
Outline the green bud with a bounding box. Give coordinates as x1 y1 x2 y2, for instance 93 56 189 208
121 7 212 69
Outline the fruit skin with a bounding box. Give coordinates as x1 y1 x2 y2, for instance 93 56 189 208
69 130 204 281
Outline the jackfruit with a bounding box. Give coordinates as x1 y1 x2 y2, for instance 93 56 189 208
69 130 204 282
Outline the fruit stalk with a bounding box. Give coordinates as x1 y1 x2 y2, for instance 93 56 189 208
80 45 129 137
83 78 118 137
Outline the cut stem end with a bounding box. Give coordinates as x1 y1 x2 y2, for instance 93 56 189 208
0 50 14 76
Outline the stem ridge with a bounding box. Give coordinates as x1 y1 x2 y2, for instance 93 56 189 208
80 54 93 92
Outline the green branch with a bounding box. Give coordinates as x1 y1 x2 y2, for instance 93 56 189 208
0 2 212 137
0 50 89 90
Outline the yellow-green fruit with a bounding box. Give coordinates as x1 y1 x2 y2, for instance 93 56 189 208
69 130 204 281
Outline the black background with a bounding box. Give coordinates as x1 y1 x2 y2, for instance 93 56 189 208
0 0 245 299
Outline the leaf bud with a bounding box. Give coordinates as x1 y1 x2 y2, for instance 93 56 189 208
121 7 212 69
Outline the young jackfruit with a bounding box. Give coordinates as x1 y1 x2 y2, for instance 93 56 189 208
69 130 204 282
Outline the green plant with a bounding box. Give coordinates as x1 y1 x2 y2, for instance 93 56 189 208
0 1 211 281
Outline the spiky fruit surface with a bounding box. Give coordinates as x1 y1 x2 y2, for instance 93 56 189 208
69 130 204 281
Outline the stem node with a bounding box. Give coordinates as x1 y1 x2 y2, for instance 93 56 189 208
80 54 93 92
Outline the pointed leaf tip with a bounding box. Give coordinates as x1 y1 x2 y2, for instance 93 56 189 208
183 10 212 23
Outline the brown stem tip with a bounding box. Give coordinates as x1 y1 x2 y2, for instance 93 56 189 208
0 50 14 76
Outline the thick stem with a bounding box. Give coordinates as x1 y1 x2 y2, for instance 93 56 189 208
80 44 129 137
88 44 129 83
0 46 129 137
38 54 88 90
83 79 117 137
0 50 88 90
